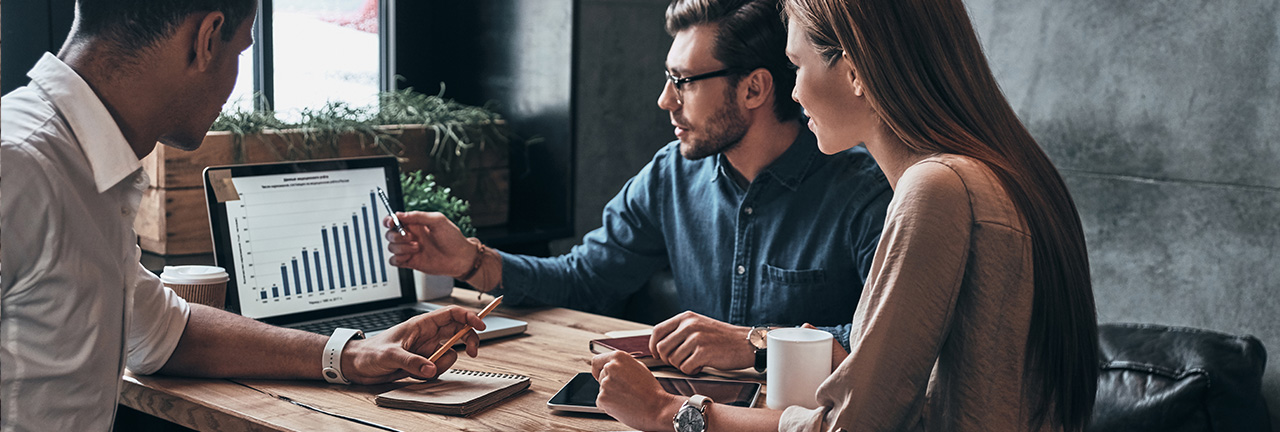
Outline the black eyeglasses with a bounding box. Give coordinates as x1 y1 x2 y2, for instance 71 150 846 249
663 68 748 103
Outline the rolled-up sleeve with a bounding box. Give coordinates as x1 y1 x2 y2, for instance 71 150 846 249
125 262 190 374
495 157 670 315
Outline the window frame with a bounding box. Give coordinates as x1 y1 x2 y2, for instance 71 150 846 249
249 0 395 111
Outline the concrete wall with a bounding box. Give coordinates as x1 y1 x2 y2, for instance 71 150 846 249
562 0 675 253
966 0 1280 422
570 0 1280 421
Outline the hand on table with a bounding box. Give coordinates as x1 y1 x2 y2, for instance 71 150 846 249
383 211 475 278
650 311 755 375
593 351 684 431
340 305 486 384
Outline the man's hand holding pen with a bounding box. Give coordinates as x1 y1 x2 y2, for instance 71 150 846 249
383 211 478 279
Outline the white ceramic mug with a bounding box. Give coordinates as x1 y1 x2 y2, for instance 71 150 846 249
160 265 230 309
766 327 834 409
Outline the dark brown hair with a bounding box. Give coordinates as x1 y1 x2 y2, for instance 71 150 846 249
73 0 257 52
784 0 1099 429
666 0 802 122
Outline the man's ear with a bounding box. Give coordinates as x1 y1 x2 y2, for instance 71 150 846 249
841 51 863 97
191 12 228 72
741 68 774 110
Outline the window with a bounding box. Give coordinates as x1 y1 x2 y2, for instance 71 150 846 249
228 0 389 118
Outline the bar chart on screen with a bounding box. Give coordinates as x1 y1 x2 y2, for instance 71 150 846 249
223 167 403 319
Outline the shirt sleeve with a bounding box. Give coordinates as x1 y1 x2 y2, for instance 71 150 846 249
495 155 670 315
780 161 973 431
814 323 852 353
125 259 190 374
850 187 893 284
0 143 54 292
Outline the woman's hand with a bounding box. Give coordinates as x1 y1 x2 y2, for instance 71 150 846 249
341 305 486 384
592 351 684 431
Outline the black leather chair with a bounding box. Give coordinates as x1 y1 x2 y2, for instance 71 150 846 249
622 279 1277 431
1090 323 1272 432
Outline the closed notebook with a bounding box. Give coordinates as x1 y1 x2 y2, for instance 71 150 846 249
589 334 663 367
375 369 531 416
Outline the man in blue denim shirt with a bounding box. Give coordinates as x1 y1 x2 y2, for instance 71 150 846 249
386 0 890 374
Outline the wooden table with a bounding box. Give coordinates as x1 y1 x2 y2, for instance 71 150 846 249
120 289 765 431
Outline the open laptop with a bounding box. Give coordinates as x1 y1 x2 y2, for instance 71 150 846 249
202 156 525 339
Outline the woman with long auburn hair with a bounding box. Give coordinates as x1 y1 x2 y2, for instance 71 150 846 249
590 0 1099 430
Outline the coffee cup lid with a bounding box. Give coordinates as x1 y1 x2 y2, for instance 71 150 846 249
161 266 229 285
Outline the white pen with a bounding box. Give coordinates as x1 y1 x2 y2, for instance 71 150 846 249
376 187 408 236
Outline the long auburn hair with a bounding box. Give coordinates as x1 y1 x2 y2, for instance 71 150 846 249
784 0 1099 429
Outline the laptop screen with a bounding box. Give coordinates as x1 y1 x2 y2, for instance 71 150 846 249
204 157 414 324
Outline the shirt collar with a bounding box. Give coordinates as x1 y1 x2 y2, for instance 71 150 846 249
711 128 820 191
29 53 141 193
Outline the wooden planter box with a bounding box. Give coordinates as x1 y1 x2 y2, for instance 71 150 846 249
137 125 509 255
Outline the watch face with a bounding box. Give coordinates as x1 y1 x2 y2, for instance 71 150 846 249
675 405 706 432
748 327 768 349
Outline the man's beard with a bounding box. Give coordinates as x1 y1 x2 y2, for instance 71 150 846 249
158 132 204 151
678 89 750 160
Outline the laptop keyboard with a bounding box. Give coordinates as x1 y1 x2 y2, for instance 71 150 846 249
290 308 428 335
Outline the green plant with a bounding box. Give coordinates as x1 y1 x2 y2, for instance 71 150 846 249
401 170 475 237
375 85 507 174
209 83 507 175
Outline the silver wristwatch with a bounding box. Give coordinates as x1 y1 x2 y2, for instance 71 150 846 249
673 394 713 432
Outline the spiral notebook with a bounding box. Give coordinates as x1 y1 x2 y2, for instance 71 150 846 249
375 369 531 416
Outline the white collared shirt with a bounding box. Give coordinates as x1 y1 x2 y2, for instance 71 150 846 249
1 53 191 432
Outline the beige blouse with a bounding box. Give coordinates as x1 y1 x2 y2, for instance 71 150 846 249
779 154 1049 431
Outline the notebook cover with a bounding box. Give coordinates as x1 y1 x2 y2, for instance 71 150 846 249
374 369 531 416
589 335 663 367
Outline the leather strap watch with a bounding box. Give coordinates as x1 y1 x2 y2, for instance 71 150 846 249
748 326 770 373
673 394 713 432
322 328 365 384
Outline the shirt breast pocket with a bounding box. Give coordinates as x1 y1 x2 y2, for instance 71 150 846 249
763 264 827 287
760 264 844 324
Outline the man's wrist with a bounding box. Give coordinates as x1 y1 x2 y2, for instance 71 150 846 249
454 238 485 280
462 243 503 293
323 328 364 384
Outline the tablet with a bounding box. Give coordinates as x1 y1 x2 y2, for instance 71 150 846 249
547 372 761 413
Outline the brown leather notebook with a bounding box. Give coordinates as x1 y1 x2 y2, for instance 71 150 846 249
589 334 663 367
374 369 530 416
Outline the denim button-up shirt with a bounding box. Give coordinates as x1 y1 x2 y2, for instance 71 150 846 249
497 129 891 348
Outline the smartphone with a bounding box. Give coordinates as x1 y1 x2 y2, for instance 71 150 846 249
546 372 761 413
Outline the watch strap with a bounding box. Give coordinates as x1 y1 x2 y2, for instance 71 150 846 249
322 328 365 384
689 394 713 410
754 347 767 373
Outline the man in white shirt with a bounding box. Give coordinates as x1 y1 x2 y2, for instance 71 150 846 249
0 2 485 431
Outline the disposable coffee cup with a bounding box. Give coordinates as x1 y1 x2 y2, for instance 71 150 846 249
766 327 834 409
160 265 230 309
